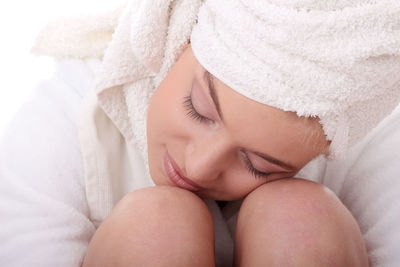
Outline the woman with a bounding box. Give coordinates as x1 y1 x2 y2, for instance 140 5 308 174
82 43 368 266
2 0 400 266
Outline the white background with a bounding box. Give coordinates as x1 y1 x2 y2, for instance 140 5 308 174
0 0 123 135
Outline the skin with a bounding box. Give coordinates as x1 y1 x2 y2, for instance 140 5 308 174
82 44 369 267
146 43 328 201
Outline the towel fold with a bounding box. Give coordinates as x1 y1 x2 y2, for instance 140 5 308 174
190 0 400 159
33 0 400 162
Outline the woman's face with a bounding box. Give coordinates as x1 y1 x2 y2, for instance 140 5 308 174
147 44 328 201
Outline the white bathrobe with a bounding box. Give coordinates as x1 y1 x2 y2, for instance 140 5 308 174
0 57 240 267
1 57 400 267
1 2 400 263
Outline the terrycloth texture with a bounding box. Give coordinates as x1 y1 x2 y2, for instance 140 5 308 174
95 0 203 180
92 0 400 164
78 79 155 226
33 0 400 162
32 5 124 59
1 57 399 266
0 58 236 266
190 0 400 159
27 1 400 265
35 0 397 185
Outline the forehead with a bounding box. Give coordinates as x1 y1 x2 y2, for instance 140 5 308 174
202 70 325 166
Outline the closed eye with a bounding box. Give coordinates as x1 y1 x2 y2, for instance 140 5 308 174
183 94 214 124
241 150 272 179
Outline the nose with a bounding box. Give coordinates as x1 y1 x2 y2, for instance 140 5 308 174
183 132 234 183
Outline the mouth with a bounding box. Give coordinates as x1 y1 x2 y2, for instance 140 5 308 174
163 150 204 191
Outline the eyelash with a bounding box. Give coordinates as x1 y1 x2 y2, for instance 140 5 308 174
183 95 214 124
242 151 272 179
182 94 271 180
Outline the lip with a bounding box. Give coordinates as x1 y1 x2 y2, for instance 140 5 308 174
163 150 204 191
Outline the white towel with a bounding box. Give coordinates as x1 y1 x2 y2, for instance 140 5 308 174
190 0 400 159
93 0 203 179
84 0 400 162
30 1 400 266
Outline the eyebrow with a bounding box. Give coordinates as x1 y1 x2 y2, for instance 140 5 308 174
202 70 297 172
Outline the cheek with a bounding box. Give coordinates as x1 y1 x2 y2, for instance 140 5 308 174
215 168 267 201
227 178 265 200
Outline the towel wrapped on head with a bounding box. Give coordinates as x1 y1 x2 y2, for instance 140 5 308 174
91 0 400 164
30 1 400 266
191 0 400 159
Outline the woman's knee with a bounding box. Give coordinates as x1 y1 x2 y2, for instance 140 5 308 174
235 178 369 267
83 186 215 267
113 185 213 223
112 185 215 247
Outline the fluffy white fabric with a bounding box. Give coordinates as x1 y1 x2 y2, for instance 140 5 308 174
85 0 400 172
0 58 233 266
35 0 400 165
1 57 399 266
32 6 123 59
0 59 99 266
92 0 203 180
191 0 400 159
25 0 400 266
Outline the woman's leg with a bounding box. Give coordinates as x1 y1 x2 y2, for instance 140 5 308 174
82 186 215 267
234 178 369 267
